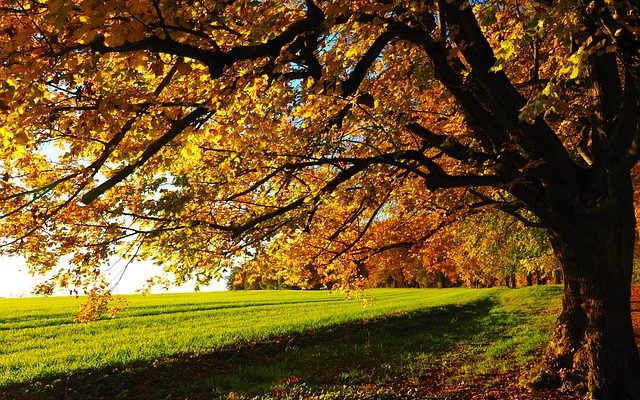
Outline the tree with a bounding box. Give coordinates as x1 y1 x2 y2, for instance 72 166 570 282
0 0 639 397
230 206 559 290
452 209 560 287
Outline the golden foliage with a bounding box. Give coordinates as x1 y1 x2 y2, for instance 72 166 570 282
0 0 637 308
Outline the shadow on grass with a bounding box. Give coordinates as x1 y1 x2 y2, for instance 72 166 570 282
1 297 502 400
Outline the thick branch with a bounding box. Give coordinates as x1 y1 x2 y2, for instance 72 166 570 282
406 122 492 165
439 0 577 190
86 7 326 79
81 107 210 204
341 28 398 97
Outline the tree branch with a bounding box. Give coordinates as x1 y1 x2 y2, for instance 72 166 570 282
81 107 210 204
406 122 492 165
341 28 398 97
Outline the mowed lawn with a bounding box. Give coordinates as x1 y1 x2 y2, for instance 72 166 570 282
0 287 568 399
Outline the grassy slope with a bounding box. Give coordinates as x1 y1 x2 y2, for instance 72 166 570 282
0 286 568 399
0 289 488 386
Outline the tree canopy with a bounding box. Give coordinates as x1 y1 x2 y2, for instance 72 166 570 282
0 0 629 293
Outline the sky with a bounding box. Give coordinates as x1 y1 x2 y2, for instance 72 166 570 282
0 256 227 298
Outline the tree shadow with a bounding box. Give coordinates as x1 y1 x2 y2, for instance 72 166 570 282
1 297 504 400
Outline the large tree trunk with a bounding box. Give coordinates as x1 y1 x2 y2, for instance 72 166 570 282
539 175 640 399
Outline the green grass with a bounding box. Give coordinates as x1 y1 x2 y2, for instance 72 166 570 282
0 289 488 386
0 286 566 399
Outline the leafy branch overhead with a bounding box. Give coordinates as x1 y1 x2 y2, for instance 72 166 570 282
0 0 633 283
0 3 631 263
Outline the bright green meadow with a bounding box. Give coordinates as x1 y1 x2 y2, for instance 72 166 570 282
0 286 564 399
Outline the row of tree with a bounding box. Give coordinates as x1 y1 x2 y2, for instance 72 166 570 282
228 208 562 290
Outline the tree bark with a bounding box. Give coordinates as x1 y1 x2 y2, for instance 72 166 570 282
539 175 640 399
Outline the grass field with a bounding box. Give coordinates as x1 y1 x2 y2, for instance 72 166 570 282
0 286 570 399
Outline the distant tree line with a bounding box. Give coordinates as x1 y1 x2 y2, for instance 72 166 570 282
228 209 563 290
